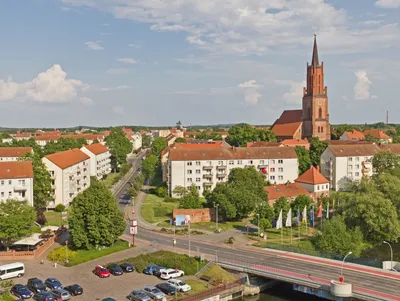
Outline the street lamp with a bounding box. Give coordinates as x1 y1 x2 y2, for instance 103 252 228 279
383 241 393 270
340 251 352 277
213 203 219 232
257 213 260 237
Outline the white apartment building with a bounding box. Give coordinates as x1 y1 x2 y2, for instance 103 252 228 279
168 146 299 197
0 161 34 206
0 147 33 162
130 133 142 151
42 148 91 208
153 129 171 138
80 143 112 180
320 144 381 191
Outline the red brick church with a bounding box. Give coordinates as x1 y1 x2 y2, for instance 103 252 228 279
271 35 331 141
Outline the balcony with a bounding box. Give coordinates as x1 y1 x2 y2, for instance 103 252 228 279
14 185 27 192
203 166 213 170
258 165 268 169
216 173 227 177
203 182 213 187
216 165 227 170
203 174 213 179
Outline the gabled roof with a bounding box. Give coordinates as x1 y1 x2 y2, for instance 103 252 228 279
363 129 391 140
44 149 90 169
265 183 310 201
380 144 400 154
247 141 282 148
0 147 33 158
280 139 309 145
327 144 381 157
0 161 33 179
271 122 302 137
295 166 328 185
342 130 365 141
82 143 109 155
273 110 303 125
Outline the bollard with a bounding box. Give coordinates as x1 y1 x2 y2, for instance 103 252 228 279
54 262 57 268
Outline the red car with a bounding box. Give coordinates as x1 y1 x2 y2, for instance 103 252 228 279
93 265 111 278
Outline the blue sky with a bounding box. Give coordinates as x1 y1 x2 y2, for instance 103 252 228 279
0 0 399 128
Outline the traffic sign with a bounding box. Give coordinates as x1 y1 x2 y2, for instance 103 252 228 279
129 227 137 235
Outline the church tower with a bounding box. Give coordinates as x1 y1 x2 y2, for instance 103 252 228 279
302 34 330 141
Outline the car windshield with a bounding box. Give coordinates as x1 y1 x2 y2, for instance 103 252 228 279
151 288 160 293
178 281 186 286
100 268 108 272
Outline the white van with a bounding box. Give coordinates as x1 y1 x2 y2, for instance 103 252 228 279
0 262 25 280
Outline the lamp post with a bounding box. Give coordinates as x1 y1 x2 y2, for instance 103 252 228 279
214 203 219 232
257 213 260 237
383 241 393 270
340 251 352 277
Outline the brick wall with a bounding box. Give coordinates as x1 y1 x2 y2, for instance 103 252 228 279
173 208 213 223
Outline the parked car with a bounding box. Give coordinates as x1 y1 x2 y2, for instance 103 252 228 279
120 262 134 273
50 289 71 301
142 286 165 300
63 284 83 296
45 278 62 290
143 264 162 275
102 298 116 301
127 290 151 301
107 264 123 276
10 284 33 299
159 268 184 280
32 292 55 301
93 265 111 278
155 283 176 296
27 278 47 293
167 279 191 293
153 266 167 277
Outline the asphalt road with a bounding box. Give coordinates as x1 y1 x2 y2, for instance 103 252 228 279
118 156 400 299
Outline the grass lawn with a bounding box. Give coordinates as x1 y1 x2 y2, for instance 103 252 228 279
101 172 121 188
141 193 179 225
65 240 130 266
182 280 211 297
44 212 64 227
190 221 246 232
200 264 237 284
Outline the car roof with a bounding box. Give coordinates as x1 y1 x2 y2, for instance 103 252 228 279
47 278 58 281
144 286 157 289
53 288 67 292
96 265 106 268
162 268 178 272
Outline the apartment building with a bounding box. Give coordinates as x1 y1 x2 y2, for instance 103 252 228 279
130 133 142 151
168 147 298 197
42 149 91 208
320 144 381 191
80 143 112 180
0 147 33 162
0 161 34 206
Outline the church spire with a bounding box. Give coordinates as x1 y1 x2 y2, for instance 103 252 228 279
311 34 319 67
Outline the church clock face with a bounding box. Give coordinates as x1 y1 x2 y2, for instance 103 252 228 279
318 101 321 105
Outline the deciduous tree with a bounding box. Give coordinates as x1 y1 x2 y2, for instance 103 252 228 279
226 123 276 147
309 137 328 167
372 151 400 174
273 197 291 219
142 154 158 180
175 137 186 143
291 195 313 213
105 128 133 170
294 146 312 174
142 134 152 149
151 137 167 157
179 185 202 209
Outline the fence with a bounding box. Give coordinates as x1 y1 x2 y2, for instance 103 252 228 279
265 243 382 268
180 280 242 301
0 236 56 261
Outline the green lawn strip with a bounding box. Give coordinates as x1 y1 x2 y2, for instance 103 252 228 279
64 240 130 266
101 172 121 188
182 280 211 296
190 221 246 232
44 212 64 226
0 292 14 301
141 194 179 225
200 264 237 284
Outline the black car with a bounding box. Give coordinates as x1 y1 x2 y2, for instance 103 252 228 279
155 283 176 296
32 292 55 301
11 284 33 299
27 278 47 293
64 284 83 296
107 264 123 276
44 278 62 290
120 262 134 273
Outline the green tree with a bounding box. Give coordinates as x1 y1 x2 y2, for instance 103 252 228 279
151 137 168 157
256 129 277 143
331 125 354 140
313 216 366 256
226 123 258 147
172 186 187 197
175 137 187 143
142 154 158 180
205 184 237 220
179 185 202 209
10 138 43 157
372 173 400 216
252 203 274 231
309 137 328 167
273 197 291 219
294 146 312 174
19 153 53 208
291 195 313 213
372 151 400 174
365 133 379 143
0 200 36 248
68 180 125 249
142 134 152 149
105 128 133 170
127 187 138 198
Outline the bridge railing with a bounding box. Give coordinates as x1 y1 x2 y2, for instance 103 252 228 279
180 280 242 301
264 243 382 268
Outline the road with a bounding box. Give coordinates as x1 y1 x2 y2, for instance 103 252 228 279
119 156 400 300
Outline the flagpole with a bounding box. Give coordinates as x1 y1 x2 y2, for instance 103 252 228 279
290 226 292 244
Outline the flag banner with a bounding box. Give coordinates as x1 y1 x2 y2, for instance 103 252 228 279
276 209 283 229
326 201 330 219
317 204 322 218
286 208 292 227
309 207 314 227
302 206 307 224
296 208 300 225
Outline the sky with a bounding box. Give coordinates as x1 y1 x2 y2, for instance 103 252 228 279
0 0 399 128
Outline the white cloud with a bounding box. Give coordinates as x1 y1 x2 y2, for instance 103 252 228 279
238 80 263 105
116 58 137 64
85 41 104 50
80 96 93 105
112 105 124 114
106 68 129 75
128 43 141 48
0 64 88 103
376 0 400 8
150 24 192 32
101 85 130 91
274 80 306 105
353 70 376 101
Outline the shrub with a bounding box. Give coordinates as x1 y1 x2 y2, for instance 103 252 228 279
48 246 77 263
153 207 170 218
156 186 168 198
0 292 14 301
36 209 47 225
225 237 235 244
119 163 131 176
55 204 65 213
164 197 180 203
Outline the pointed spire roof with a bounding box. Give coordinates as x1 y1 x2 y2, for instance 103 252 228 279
295 166 328 185
311 34 319 67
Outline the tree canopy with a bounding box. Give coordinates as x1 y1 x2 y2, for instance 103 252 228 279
43 138 86 156
273 197 291 220
291 194 313 213
175 137 187 143
372 151 400 174
151 137 168 157
295 146 312 174
142 134 152 149
142 154 158 180
309 137 328 167
68 180 125 249
179 185 203 209
0 200 36 248
226 123 276 147
105 128 132 170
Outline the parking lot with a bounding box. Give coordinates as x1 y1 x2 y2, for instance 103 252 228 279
3 241 187 300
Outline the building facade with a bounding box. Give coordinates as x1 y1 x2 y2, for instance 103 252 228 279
168 147 298 197
80 143 112 180
0 147 33 162
131 133 143 151
0 161 34 206
265 183 312 206
42 149 91 208
295 166 329 199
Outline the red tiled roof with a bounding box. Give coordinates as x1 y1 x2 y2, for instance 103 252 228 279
327 144 381 157
184 131 229 137
0 147 33 158
247 141 282 147
0 161 33 179
328 140 374 145
380 144 400 154
170 147 297 161
363 129 391 139
44 149 90 169
175 143 224 149
343 130 365 140
83 143 109 155
15 132 32 138
281 139 309 145
295 166 328 185
271 122 302 137
273 110 302 124
265 183 310 201
34 135 60 141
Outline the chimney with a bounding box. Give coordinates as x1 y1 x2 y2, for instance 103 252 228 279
317 166 320 172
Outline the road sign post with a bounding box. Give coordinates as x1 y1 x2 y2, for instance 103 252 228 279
129 220 138 247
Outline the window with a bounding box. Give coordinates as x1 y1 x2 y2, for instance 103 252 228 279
321 127 323 133
8 191 11 197
0 180 3 185
0 192 3 197
348 173 352 178
237 160 242 165
278 175 283 180
187 162 192 166
355 172 360 177
187 170 192 174
196 178 200 182
348 165 352 170
278 160 283 164
218 161 223 165
249 160 253 164
317 185 319 190
260 160 264 165
218 177 224 182
355 165 360 169
196 170 201 174
196 161 201 166
318 107 322 119
271 160 275 164
197 186 201 191
187 178 192 182
8 180 11 185
355 157 359 162
349 158 353 162
229 160 234 165
270 176 275 180
278 168 283 172
326 185 328 189
270 167 275 172
318 127 320 133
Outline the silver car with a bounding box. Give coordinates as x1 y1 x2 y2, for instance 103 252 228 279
51 288 71 301
127 290 151 301
143 286 165 300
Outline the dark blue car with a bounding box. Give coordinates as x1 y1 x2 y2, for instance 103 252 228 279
143 264 165 276
44 278 62 290
11 284 33 299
